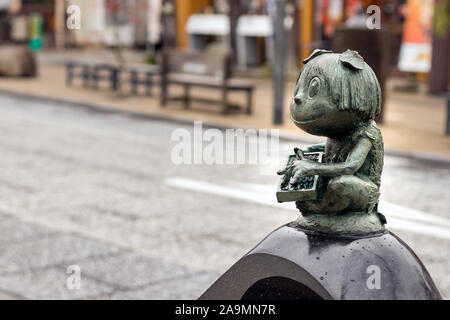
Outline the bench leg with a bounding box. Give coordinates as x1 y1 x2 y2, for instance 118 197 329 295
183 84 190 109
145 73 153 96
110 69 120 92
161 81 168 106
82 66 90 88
130 71 138 95
92 67 100 90
222 88 229 115
66 65 73 86
246 89 253 115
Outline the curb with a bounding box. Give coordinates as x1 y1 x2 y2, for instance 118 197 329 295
1 88 450 165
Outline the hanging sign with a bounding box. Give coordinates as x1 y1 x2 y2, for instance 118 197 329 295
398 0 434 73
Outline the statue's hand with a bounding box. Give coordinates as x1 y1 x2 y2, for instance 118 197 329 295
277 147 312 185
277 164 291 176
277 147 303 176
288 160 317 186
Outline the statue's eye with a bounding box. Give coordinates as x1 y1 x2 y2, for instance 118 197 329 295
308 77 320 98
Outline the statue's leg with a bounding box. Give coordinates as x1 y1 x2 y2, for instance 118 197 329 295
298 175 378 214
320 175 379 213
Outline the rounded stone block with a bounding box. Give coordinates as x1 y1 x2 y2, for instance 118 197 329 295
0 45 37 77
200 223 442 300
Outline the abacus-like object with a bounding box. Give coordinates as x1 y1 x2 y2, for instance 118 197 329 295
276 152 323 203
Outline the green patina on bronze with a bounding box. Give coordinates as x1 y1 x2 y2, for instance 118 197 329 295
277 49 386 235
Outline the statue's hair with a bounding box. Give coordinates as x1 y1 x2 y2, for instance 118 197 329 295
299 52 381 121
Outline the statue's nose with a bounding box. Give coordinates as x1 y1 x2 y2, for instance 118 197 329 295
293 96 302 105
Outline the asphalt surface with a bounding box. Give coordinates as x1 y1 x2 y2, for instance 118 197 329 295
0 93 448 299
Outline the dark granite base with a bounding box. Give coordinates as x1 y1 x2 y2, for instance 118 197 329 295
200 223 442 300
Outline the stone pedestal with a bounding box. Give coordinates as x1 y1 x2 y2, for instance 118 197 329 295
0 45 37 77
200 223 441 300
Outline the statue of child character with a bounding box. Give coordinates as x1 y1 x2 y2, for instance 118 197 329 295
278 49 386 227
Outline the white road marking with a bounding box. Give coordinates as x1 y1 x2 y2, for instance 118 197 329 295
165 177 450 240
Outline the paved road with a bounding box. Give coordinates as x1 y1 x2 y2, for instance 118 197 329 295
0 93 448 299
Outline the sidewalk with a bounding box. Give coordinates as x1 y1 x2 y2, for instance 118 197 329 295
0 57 449 158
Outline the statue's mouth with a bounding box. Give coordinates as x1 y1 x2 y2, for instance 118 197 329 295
290 115 322 125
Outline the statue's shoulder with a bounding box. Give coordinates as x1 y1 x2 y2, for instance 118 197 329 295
353 121 382 143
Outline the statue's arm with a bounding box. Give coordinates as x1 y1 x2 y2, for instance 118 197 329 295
303 143 326 153
310 138 372 177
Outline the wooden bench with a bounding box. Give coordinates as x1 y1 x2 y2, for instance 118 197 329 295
160 51 254 114
66 60 120 91
124 63 160 96
66 60 160 96
66 60 98 88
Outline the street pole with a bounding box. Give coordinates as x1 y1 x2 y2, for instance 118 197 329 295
273 0 286 125
428 0 449 95
55 0 65 50
228 0 241 65
446 93 450 135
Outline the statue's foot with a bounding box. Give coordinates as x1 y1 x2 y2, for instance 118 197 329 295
294 211 385 236
295 200 323 216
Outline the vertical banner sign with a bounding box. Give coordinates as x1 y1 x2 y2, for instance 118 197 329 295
148 0 162 45
29 12 44 51
398 0 434 72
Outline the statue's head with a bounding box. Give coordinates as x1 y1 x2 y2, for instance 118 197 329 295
290 49 381 137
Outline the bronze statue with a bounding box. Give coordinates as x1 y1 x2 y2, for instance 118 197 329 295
277 49 386 235
203 52 443 298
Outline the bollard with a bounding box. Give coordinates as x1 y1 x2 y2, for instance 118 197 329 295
200 224 441 300
201 49 442 300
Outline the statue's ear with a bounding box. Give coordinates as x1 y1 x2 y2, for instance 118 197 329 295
302 49 333 64
339 50 365 70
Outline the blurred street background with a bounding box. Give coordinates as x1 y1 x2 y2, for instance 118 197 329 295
0 0 449 300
